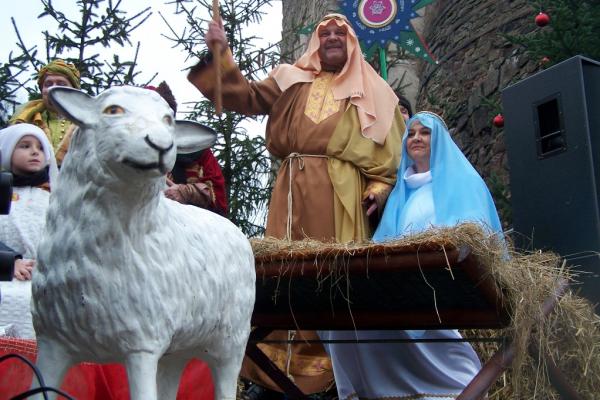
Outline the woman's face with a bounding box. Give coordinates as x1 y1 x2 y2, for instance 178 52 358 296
406 120 431 172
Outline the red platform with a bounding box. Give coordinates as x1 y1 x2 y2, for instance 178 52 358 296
0 338 214 400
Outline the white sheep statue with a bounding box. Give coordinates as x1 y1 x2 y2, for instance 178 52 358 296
30 86 256 400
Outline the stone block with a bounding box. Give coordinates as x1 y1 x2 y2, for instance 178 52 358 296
482 66 500 97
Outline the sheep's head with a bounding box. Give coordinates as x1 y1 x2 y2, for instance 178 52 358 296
49 86 217 179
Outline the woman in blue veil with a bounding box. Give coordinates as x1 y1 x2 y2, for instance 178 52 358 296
323 112 503 400
374 111 502 239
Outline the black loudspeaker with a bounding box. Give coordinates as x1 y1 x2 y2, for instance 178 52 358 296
502 55 600 307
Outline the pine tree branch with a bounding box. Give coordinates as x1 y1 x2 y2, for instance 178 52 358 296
78 0 92 66
11 18 40 73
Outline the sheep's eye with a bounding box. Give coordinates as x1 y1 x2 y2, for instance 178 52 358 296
163 115 173 125
103 105 125 115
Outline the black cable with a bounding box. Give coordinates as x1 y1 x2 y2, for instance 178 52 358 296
10 386 75 400
0 353 48 400
250 337 508 344
0 353 75 399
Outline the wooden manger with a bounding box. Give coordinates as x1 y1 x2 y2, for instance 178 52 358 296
252 240 509 332
246 225 584 399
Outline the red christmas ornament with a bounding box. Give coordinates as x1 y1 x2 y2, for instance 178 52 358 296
493 114 504 128
535 12 550 27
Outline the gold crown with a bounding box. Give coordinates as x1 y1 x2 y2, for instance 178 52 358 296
414 111 448 131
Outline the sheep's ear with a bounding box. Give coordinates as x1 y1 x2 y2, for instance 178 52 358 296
49 87 95 126
174 120 217 154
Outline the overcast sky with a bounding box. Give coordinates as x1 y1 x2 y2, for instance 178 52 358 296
2 0 283 119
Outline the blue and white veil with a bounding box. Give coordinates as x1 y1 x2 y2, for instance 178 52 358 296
373 112 502 242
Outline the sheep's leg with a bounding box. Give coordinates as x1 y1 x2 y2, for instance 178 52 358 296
125 351 160 400
32 337 73 400
209 353 244 400
157 354 188 399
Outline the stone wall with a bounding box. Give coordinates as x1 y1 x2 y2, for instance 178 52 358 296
280 0 338 62
418 0 542 224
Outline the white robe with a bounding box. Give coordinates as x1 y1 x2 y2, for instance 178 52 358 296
0 186 49 339
320 169 481 400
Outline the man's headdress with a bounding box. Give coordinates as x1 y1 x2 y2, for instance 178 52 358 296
269 13 399 145
147 81 178 114
37 59 81 89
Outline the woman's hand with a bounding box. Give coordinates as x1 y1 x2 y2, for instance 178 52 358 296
14 259 35 281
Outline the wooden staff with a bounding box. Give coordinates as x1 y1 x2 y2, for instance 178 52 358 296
212 0 223 115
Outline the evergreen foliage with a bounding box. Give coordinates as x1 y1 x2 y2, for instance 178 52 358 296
0 52 29 125
36 0 154 93
510 0 600 66
1 0 278 237
163 0 279 237
0 0 154 126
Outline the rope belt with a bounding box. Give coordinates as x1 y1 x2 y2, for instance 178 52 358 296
282 154 330 378
283 152 329 241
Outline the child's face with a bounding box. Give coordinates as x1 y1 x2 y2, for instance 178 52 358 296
11 135 47 175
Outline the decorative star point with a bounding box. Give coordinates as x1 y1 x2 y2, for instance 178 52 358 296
337 0 438 63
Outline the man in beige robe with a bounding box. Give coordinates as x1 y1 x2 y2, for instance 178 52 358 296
188 13 405 396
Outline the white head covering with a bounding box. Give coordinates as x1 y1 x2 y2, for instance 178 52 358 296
0 123 59 188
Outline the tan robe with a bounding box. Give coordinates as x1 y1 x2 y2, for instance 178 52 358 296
188 54 403 394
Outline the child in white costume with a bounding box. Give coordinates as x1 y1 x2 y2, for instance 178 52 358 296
0 123 58 338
